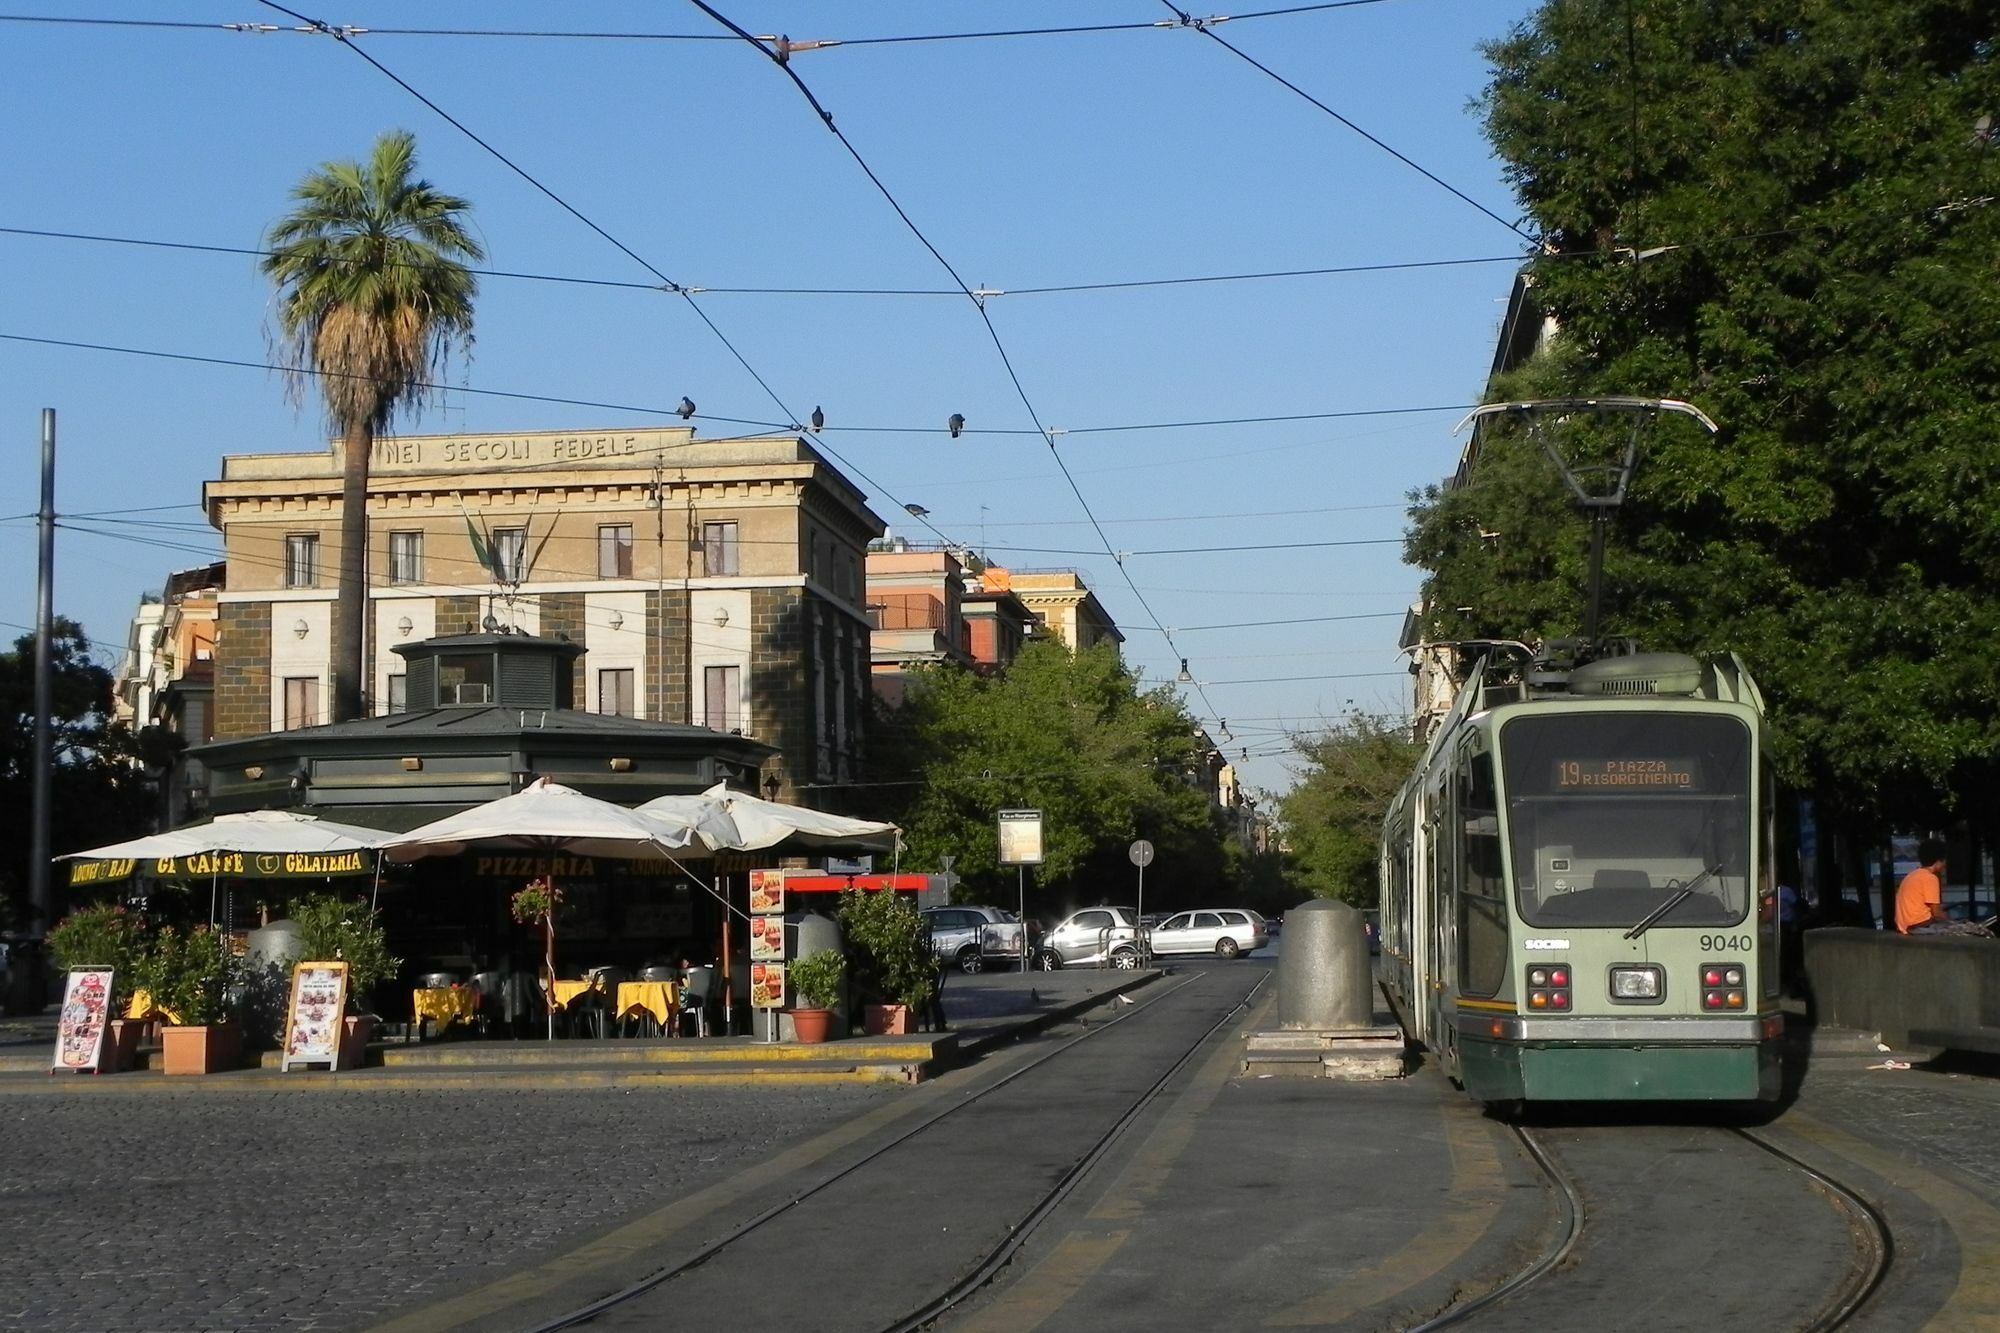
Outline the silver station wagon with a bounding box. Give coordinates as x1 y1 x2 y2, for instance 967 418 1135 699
1146 908 1269 959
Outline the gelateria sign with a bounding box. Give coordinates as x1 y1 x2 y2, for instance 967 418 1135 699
66 850 372 885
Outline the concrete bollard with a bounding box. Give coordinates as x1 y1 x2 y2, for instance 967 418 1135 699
1277 898 1373 1031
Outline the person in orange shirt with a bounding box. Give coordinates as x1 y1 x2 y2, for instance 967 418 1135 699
1896 838 1956 933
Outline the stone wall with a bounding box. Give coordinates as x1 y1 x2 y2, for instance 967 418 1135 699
434 595 481 637
214 602 272 738
645 588 689 724
540 592 588 708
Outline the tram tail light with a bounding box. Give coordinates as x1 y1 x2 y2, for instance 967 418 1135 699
1702 961 1747 1014
1527 963 1571 1014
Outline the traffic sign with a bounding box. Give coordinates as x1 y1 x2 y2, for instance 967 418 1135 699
1128 839 1155 868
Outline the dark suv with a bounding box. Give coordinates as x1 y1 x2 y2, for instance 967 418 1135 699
922 906 1028 973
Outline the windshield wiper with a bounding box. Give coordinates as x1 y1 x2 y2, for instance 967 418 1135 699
1623 865 1721 940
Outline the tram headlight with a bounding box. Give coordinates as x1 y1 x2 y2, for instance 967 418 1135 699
1610 965 1663 1000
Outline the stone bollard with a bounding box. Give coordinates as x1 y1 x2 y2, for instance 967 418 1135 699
1277 898 1373 1031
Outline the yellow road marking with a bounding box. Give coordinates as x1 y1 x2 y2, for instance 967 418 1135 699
1777 1109 2000 1323
949 1229 1131 1333
1264 1105 1506 1327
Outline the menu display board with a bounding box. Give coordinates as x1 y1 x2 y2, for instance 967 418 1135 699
280 962 349 1072
749 914 785 962
52 969 114 1073
748 869 786 915
750 962 785 1009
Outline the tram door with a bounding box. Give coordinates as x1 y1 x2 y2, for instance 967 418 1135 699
1426 771 1455 1067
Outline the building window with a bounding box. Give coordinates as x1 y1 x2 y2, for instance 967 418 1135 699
704 664 741 732
438 653 495 706
598 667 636 718
703 522 739 577
598 524 633 579
491 527 527 583
282 676 320 730
284 534 319 588
388 531 423 584
386 674 407 714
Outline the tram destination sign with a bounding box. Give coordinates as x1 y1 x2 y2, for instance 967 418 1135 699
1553 758 1703 792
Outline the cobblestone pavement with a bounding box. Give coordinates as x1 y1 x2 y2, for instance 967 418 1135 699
1792 1062 2000 1195
0 1084 894 1333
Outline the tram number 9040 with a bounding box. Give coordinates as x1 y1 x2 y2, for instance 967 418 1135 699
1698 935 1754 953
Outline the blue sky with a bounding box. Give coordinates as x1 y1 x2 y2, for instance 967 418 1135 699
1 1 1540 796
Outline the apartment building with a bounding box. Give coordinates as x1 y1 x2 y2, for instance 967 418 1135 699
201 427 882 794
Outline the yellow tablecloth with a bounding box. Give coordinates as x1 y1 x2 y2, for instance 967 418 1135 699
549 979 602 1010
123 989 184 1025
411 987 477 1029
615 981 678 1028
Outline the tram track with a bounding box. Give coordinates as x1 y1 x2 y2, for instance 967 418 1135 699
522 968 1267 1333
1409 1117 1892 1332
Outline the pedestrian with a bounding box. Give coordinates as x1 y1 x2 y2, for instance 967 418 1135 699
1896 838 1990 936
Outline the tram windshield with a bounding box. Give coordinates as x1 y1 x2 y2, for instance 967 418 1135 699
1500 712 1752 930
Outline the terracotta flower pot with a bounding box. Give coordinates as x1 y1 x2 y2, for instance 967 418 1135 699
862 1003 911 1036
790 1008 834 1044
340 1014 378 1070
160 1023 242 1076
103 1018 144 1073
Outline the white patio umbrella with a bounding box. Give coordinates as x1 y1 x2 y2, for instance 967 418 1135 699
640 783 899 853
379 779 712 1038
58 809 397 923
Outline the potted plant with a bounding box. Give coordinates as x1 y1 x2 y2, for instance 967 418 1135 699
288 892 401 1067
511 879 563 1040
837 888 933 1036
46 904 148 1072
786 949 846 1044
142 925 242 1075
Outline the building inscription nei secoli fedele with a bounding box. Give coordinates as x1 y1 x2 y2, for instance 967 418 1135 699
371 432 654 469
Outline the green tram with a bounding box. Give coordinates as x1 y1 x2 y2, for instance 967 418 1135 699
1380 643 1783 1107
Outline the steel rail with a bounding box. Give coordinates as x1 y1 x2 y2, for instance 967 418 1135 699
1406 1123 1586 1330
523 970 1232 1332
1730 1127 1894 1330
882 970 1268 1331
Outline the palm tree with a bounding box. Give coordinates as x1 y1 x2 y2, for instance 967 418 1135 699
263 129 481 723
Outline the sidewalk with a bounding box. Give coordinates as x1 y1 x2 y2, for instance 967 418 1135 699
0 966 1154 1089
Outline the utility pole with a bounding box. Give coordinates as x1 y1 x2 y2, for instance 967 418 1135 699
30 409 56 930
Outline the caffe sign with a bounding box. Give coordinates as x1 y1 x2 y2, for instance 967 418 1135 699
65 850 373 884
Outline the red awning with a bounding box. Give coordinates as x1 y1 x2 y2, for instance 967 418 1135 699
779 874 927 894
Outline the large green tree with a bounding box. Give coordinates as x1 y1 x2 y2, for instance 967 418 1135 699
1278 712 1419 907
0 621 157 929
864 641 1232 917
264 129 481 722
1411 2 2000 856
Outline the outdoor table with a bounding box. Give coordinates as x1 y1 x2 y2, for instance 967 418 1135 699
411 986 476 1038
549 978 601 1009
615 980 678 1035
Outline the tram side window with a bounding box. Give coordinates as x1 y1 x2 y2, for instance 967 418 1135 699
1458 750 1509 997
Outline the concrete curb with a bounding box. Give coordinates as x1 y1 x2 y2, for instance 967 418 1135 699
0 974 1161 1093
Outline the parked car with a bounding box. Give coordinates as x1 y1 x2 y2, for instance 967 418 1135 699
922 905 1027 973
1038 906 1144 970
1147 908 1269 959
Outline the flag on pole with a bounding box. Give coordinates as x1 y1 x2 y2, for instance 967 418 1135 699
459 501 499 584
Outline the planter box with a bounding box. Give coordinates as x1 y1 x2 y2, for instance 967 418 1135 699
339 1014 378 1069
862 1004 912 1036
160 1023 242 1076
103 1018 144 1073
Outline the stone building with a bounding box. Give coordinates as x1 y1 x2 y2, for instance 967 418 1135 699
201 427 882 798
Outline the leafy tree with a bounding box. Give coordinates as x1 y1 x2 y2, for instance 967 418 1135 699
863 640 1231 918
0 621 157 929
1278 712 1419 907
1411 3 2000 862
263 129 481 722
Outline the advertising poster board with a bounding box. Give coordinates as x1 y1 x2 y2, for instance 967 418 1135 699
749 962 785 1009
281 962 350 1072
748 868 786 915
52 969 114 1073
749 913 785 962
997 809 1045 866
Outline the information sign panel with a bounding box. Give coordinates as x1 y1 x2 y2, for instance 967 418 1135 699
749 914 785 962
281 962 350 1072
750 961 786 1009
997 809 1045 866
748 869 786 915
52 969 114 1073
